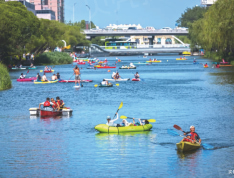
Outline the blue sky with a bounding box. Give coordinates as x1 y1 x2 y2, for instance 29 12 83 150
65 0 201 28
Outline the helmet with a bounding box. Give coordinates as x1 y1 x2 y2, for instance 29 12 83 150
107 116 111 119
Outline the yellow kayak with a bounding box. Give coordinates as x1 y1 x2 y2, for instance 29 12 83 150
34 80 58 84
182 51 191 56
176 58 187 60
176 141 201 152
204 65 209 68
146 60 161 63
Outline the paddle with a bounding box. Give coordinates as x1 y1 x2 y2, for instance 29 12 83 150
120 115 156 123
94 83 119 87
112 102 123 120
172 125 214 150
132 72 145 82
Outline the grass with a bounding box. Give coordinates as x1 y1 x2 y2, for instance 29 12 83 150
34 52 73 65
0 63 12 91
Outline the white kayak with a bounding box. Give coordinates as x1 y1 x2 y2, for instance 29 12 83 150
73 86 80 88
103 78 130 82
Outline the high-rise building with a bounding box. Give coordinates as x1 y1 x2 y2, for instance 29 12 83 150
29 0 64 22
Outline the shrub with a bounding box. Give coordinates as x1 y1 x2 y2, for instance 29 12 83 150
0 63 12 91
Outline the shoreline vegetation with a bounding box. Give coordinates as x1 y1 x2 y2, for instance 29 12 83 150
177 0 234 63
0 63 12 91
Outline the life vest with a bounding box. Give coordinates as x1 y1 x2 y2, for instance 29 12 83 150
190 132 198 141
52 101 57 108
183 138 193 143
57 100 64 106
44 101 51 107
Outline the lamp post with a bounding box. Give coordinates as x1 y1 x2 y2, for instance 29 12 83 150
73 3 76 23
86 5 91 29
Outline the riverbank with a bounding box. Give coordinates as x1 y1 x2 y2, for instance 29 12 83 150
0 63 12 91
34 52 73 65
204 51 234 65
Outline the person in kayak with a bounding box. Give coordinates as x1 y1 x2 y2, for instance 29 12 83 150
74 66 80 87
182 134 195 143
44 66 49 71
56 96 65 109
112 72 116 79
38 98 54 111
193 58 197 63
101 79 110 86
41 74 48 82
204 63 208 67
51 74 57 81
106 113 118 126
134 72 140 79
36 73 41 81
51 98 59 111
183 125 201 144
114 72 121 79
19 73 26 79
56 73 60 80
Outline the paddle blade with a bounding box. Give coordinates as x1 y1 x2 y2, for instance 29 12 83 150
118 102 123 109
116 83 119 86
94 84 98 87
173 125 183 131
120 115 127 119
27 70 29 73
147 119 156 123
201 143 214 150
167 129 179 136
40 70 43 72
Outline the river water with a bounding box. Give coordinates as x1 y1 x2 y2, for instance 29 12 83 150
0 55 234 177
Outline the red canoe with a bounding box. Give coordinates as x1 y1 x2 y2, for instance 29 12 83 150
44 70 54 73
95 66 116 69
77 62 86 65
132 78 140 81
40 110 62 116
59 80 93 83
17 77 37 82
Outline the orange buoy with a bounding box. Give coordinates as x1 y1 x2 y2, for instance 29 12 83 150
108 70 110 72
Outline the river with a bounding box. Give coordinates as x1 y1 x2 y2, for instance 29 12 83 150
0 55 234 177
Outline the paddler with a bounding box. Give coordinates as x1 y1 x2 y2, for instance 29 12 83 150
183 125 201 144
56 96 65 109
51 98 59 111
51 74 57 81
19 73 26 79
114 72 121 79
106 113 118 126
36 73 41 81
73 66 80 87
38 97 54 111
56 73 60 80
41 74 48 82
134 72 140 79
204 63 208 67
112 72 116 79
193 58 197 63
44 66 48 71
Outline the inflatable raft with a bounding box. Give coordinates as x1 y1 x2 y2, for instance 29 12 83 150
77 62 86 65
176 58 187 60
204 65 209 68
99 84 113 87
132 78 140 81
95 124 153 133
146 60 161 63
34 80 58 84
176 141 201 152
44 70 54 73
17 77 37 82
104 78 130 82
119 66 136 69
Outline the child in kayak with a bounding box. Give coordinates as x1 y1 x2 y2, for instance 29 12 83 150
19 73 26 79
106 113 118 126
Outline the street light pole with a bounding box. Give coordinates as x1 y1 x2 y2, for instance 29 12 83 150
73 3 76 23
86 5 91 29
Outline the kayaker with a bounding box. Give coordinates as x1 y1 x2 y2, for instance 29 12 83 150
106 113 118 126
56 96 65 109
41 74 48 82
216 64 220 68
74 66 80 87
130 63 135 67
51 98 59 111
44 66 48 71
38 98 54 111
51 74 57 81
134 72 140 79
183 125 201 144
56 73 60 80
36 73 41 81
204 63 208 67
193 58 197 63
112 72 116 79
30 63 34 68
114 72 121 79
19 73 26 79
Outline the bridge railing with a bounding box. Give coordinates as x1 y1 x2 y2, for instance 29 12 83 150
99 44 190 50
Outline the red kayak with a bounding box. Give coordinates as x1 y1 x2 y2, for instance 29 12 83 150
59 80 93 83
17 77 37 82
132 78 140 81
95 66 116 69
40 110 62 116
44 70 54 73
77 62 86 65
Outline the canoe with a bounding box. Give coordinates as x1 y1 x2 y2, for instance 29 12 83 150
176 58 187 60
219 65 232 67
59 80 93 83
146 60 161 63
34 80 58 84
132 78 140 81
104 78 130 82
40 110 62 117
133 63 149 65
220 62 230 65
44 70 54 73
95 124 153 133
119 66 136 69
17 77 37 82
204 66 209 68
94 65 116 68
99 84 113 87
176 141 201 152
77 62 86 65
28 67 37 69
11 68 26 70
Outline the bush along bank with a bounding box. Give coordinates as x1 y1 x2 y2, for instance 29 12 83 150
34 52 73 65
0 63 12 91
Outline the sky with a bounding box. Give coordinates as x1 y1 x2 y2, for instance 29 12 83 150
65 0 201 29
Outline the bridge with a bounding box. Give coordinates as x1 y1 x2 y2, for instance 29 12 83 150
83 29 189 37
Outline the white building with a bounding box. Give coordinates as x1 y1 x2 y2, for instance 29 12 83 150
201 0 217 6
105 24 143 30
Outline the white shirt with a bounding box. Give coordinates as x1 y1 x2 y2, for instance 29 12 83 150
19 75 26 79
106 113 118 126
101 81 106 85
42 75 47 81
51 75 57 80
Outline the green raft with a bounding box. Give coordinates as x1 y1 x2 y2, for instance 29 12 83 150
176 141 201 152
95 124 153 133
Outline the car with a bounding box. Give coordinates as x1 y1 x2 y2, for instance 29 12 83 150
128 27 137 30
146 26 155 30
161 27 172 30
177 27 188 31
